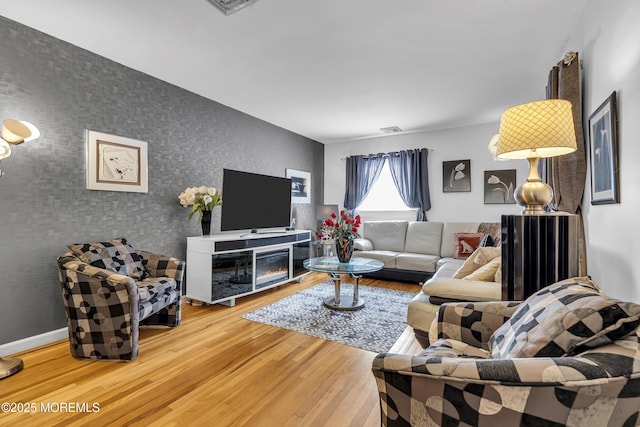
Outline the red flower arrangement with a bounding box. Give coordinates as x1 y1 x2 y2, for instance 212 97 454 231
315 210 362 242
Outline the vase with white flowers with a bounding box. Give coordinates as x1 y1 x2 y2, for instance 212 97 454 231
178 186 223 235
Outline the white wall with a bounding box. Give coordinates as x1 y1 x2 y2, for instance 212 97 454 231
324 122 528 223
575 0 640 300
325 0 640 302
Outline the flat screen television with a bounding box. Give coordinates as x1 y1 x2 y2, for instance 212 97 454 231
220 169 292 233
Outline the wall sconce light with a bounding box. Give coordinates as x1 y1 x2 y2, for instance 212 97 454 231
496 100 577 214
0 119 40 178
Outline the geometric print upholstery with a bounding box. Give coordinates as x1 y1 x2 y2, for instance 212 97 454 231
56 246 184 361
490 276 640 358
136 277 177 303
68 237 148 280
372 299 640 426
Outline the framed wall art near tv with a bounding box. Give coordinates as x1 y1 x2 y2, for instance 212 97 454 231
484 169 516 204
86 130 148 193
588 91 619 204
286 168 310 204
442 159 471 192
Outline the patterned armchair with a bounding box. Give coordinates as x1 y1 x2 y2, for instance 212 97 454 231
57 238 184 361
373 277 640 426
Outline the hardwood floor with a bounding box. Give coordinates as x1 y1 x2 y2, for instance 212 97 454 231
0 273 422 427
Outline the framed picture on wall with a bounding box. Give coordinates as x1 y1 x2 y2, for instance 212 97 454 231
286 168 310 204
588 91 619 204
484 169 516 204
86 130 148 193
442 159 471 192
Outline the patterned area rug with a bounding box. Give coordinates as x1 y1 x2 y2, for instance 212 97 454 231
242 282 415 353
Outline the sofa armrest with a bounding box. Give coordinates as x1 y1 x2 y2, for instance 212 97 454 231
353 238 374 251
437 301 521 349
138 250 185 291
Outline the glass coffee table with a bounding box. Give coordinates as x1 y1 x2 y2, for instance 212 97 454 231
303 256 384 311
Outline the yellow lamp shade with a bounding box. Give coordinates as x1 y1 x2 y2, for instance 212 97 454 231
497 99 577 159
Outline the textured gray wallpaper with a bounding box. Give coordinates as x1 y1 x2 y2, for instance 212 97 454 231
0 16 324 344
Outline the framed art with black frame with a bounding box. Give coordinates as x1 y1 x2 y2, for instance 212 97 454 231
588 91 619 204
484 169 516 204
442 159 471 192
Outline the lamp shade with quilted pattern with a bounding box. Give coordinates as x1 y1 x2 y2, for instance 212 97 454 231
496 99 577 159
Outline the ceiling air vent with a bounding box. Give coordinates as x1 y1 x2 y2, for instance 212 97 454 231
208 0 261 15
380 126 403 134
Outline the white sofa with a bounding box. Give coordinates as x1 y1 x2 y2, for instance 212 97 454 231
352 220 500 283
407 246 503 346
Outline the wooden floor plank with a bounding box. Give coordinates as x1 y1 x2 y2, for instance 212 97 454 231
0 273 420 426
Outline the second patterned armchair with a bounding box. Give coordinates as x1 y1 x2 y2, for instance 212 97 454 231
57 238 184 361
373 277 640 426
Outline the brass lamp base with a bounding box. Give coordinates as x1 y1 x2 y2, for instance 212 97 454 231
515 157 554 215
0 356 23 379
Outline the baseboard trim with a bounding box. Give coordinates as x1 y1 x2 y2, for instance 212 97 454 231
0 328 68 357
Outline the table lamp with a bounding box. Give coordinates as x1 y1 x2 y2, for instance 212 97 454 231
496 99 577 214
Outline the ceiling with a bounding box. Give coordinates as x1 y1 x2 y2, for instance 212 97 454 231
0 0 588 144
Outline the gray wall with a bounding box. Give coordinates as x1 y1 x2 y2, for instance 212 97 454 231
0 16 324 344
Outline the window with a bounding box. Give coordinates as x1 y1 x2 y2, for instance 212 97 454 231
357 160 410 211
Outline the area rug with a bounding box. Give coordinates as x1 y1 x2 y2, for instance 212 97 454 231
241 282 415 353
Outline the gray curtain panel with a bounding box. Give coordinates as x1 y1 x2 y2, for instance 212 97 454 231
545 51 588 275
343 153 386 213
387 148 432 221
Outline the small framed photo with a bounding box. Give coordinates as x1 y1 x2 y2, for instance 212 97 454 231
443 160 471 192
588 91 619 204
286 168 310 204
484 169 516 204
86 130 148 193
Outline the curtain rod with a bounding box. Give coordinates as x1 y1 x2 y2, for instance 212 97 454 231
341 148 433 161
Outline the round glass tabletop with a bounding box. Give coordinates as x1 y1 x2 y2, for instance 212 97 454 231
303 256 384 275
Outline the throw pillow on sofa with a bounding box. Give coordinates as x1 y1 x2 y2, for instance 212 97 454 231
453 232 485 259
68 237 148 280
490 276 640 359
452 246 501 279
463 257 501 282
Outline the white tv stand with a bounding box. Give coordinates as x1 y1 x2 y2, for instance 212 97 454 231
185 230 311 306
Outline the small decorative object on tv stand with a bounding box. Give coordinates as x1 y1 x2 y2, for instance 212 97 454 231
186 230 311 306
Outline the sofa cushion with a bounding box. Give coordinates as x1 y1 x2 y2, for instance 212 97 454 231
420 278 501 301
490 277 640 359
453 232 485 259
352 251 398 268
68 238 147 280
440 222 481 258
463 257 501 281
404 221 443 256
395 253 439 273
362 221 408 252
452 247 501 279
478 222 502 246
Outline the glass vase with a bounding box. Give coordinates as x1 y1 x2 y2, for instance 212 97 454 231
335 238 354 263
